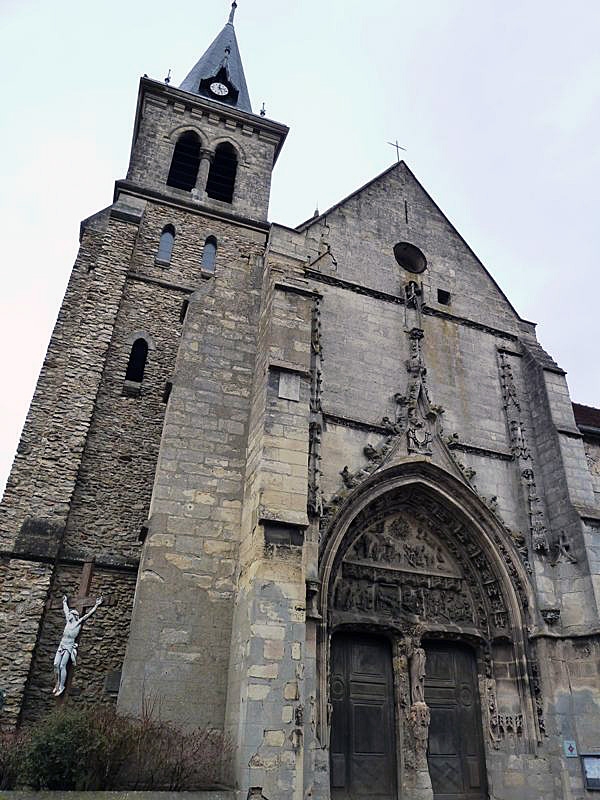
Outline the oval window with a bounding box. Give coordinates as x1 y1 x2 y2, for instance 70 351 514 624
393 242 427 274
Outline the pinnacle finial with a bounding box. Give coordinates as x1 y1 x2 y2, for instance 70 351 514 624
228 1 237 24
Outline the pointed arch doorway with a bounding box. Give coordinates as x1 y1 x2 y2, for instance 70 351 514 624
320 471 533 800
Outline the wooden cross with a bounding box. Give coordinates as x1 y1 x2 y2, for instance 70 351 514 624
56 559 98 702
70 559 97 615
387 139 407 162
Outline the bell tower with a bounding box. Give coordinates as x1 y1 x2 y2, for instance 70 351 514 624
0 0 287 742
116 1 289 725
123 1 286 223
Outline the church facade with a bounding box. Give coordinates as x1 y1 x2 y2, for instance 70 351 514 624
2 6 600 799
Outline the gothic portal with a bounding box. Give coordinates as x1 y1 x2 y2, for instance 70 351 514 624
2 4 600 800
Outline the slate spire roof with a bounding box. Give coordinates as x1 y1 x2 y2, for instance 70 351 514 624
179 1 252 113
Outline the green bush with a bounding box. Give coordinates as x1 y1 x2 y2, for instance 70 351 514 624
19 706 124 790
16 702 231 791
0 731 26 790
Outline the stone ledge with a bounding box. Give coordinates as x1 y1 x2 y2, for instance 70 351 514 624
0 792 234 800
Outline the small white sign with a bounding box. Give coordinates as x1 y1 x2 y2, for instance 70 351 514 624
563 740 578 758
279 371 300 402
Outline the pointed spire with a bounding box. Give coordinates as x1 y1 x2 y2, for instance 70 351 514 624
179 2 252 113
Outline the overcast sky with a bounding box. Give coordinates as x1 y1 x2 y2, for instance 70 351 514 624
1 0 599 494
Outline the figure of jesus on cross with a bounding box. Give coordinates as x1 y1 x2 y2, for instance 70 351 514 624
53 594 102 696
52 560 103 696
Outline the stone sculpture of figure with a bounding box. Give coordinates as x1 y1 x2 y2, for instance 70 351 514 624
409 645 426 705
53 594 103 696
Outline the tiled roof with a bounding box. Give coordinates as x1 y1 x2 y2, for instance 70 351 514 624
573 402 600 430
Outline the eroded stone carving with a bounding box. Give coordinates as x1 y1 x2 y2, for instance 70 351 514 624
541 608 560 625
521 469 550 554
308 297 325 519
498 350 552 562
409 645 426 705
584 443 600 476
329 502 510 633
529 658 547 738
550 530 577 565
409 702 431 766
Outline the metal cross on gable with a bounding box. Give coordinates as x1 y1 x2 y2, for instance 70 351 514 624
387 139 407 162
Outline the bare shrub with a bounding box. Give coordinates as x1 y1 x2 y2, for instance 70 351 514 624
121 694 232 790
16 700 232 791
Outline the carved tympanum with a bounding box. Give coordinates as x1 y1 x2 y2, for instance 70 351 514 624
327 490 517 639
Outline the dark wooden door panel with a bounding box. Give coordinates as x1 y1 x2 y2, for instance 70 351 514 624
331 634 397 799
425 643 487 800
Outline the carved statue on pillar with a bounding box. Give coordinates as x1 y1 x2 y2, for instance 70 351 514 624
409 701 431 767
409 645 426 705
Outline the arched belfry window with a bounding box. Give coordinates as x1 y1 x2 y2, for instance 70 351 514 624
167 131 201 191
155 224 175 266
201 236 217 274
206 143 237 203
125 338 148 384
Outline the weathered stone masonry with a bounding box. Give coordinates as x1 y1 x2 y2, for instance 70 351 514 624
3 9 600 800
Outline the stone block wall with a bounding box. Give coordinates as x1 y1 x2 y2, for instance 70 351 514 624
118 212 269 729
0 208 135 551
0 200 146 729
0 559 51 729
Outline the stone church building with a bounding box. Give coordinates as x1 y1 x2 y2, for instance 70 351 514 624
2 5 600 799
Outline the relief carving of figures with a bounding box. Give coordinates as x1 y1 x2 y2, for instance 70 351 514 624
407 422 433 456
329 493 512 644
334 579 373 613
347 516 455 576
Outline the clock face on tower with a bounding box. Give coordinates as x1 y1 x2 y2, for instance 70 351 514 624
210 81 229 97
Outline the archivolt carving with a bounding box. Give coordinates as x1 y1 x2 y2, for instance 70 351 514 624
328 490 513 638
316 467 537 753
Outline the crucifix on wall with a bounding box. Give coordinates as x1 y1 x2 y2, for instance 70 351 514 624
52 559 103 698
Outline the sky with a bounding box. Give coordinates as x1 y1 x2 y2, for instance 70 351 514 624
0 0 599 494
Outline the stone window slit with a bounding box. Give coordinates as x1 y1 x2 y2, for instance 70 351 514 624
201 236 217 275
155 224 175 267
123 338 149 396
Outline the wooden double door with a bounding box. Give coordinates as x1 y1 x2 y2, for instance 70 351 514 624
330 635 486 800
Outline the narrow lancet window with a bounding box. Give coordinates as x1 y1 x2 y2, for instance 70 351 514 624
167 131 201 191
201 236 217 274
155 225 175 266
206 143 237 203
125 338 148 384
